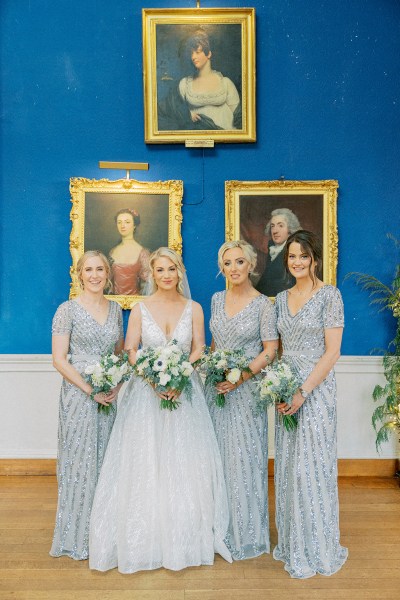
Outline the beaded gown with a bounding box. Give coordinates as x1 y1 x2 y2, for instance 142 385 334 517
89 301 232 573
274 286 348 578
207 291 278 560
50 300 123 560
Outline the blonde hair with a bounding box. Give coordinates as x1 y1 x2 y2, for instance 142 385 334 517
217 240 258 276
77 250 112 293
148 247 186 295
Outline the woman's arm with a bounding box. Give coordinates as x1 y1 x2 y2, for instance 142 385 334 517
124 304 142 365
189 302 205 363
278 327 343 416
52 334 92 394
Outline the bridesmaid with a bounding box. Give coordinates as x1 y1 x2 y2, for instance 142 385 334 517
273 230 348 578
50 250 124 560
207 240 279 560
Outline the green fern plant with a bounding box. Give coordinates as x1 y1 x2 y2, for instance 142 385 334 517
346 234 400 452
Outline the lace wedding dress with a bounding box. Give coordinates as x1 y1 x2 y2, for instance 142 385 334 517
89 300 232 573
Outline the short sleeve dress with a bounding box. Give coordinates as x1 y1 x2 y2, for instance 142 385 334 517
207 291 278 560
50 299 123 560
273 285 348 578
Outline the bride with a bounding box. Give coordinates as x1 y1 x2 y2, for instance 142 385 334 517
89 247 232 573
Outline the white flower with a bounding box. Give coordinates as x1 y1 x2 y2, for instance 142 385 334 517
107 366 118 377
153 359 167 372
170 366 180 376
280 363 292 378
110 354 119 363
136 349 143 359
84 363 98 375
267 372 280 387
158 372 171 386
226 367 241 384
216 359 228 370
182 361 194 376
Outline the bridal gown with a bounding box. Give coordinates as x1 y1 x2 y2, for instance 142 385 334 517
50 299 123 560
274 286 348 578
89 300 232 573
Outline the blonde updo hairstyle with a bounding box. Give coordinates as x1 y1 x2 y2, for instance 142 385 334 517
77 250 112 293
148 247 186 296
217 240 258 278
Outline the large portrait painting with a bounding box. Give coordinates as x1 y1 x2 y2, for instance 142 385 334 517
69 178 183 309
142 8 256 144
225 180 338 298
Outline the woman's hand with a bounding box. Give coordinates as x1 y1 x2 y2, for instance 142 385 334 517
190 111 201 122
216 380 237 395
92 390 116 407
156 388 181 402
277 390 305 416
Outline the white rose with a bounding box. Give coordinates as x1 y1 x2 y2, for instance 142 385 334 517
182 361 194 376
216 359 228 370
170 366 180 376
84 364 97 375
110 354 119 363
268 372 280 387
158 372 171 386
136 349 143 359
226 368 241 385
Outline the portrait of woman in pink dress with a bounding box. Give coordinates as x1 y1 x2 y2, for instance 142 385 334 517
109 208 150 296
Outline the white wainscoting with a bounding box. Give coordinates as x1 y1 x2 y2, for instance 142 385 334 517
0 355 398 459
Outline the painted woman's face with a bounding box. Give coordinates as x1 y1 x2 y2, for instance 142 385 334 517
287 242 313 281
222 247 251 286
153 257 179 291
116 213 134 237
270 215 290 245
191 45 211 70
80 256 107 292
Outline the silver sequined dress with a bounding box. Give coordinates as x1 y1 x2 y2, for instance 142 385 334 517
208 291 278 560
89 301 232 573
274 286 348 578
50 300 123 560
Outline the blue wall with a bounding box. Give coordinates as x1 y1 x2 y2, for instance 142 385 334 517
1 0 399 354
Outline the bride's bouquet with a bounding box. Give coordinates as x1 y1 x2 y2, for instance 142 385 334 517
134 339 194 411
197 347 251 408
256 360 300 430
84 352 133 414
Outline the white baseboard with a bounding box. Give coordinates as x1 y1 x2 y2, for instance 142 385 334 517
0 354 398 459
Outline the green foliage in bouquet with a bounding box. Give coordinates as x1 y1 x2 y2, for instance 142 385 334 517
346 235 400 451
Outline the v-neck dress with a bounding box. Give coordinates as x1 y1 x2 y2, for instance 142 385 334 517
50 299 123 560
89 300 232 573
207 291 278 560
273 286 348 578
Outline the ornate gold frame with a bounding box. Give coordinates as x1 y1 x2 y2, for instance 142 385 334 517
69 177 183 309
225 180 339 294
142 8 256 144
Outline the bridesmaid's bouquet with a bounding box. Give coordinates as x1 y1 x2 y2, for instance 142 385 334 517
257 360 300 430
134 340 194 411
197 347 252 408
85 352 133 414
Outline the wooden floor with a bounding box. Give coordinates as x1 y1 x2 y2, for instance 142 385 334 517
0 476 399 600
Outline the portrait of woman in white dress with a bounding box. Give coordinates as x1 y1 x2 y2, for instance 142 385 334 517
89 247 232 573
157 28 241 131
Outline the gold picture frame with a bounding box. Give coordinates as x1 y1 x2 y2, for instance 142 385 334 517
69 177 183 309
142 7 256 144
225 180 338 297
